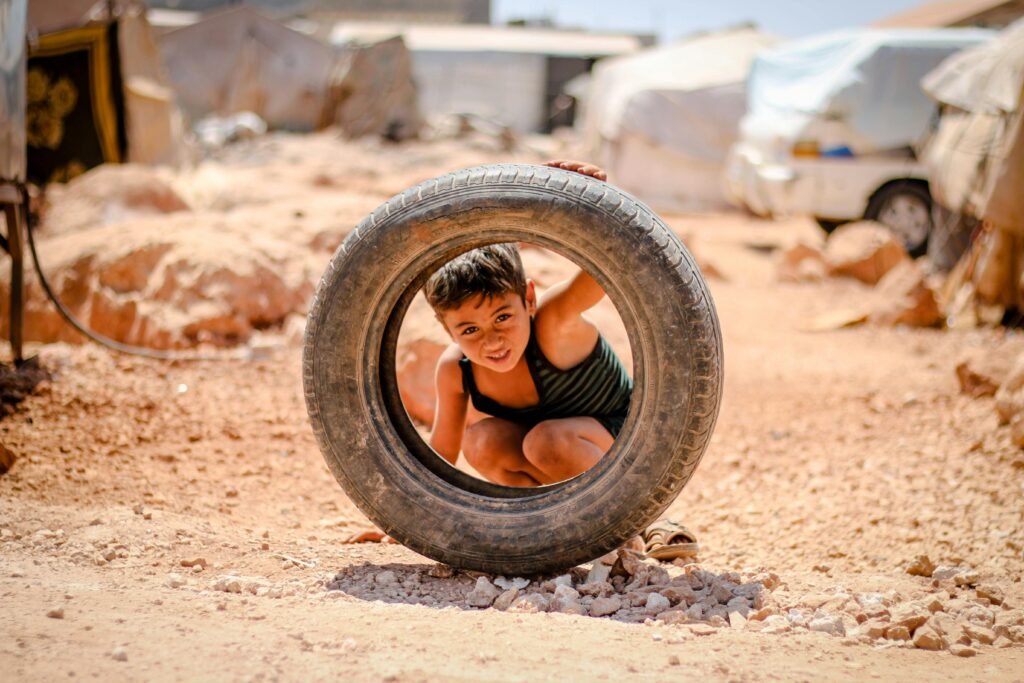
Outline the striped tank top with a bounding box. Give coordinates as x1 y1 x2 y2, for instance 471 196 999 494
459 322 633 437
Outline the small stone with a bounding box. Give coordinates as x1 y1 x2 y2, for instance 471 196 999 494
214 576 243 594
660 585 696 606
493 588 520 611
762 615 791 634
668 655 680 666
179 558 208 569
976 585 1004 606
578 581 613 598
729 611 747 629
589 596 623 617
428 563 454 579
962 623 996 645
685 603 703 620
707 615 728 628
192 564 204 574
949 644 977 658
932 566 965 581
861 620 889 639
658 610 689 625
912 625 946 650
993 636 1013 648
890 606 929 632
465 577 500 608
688 623 718 636
954 570 981 587
509 593 549 614
885 625 911 641
47 608 64 619
494 576 530 591
809 615 846 636
645 593 671 615
375 570 398 587
111 647 128 662
166 573 185 589
925 598 944 613
906 555 935 578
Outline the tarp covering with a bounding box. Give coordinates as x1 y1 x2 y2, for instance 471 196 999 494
579 28 780 211
742 28 993 155
921 19 1024 233
159 6 335 131
1 0 27 182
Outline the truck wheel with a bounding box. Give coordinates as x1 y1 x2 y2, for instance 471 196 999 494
303 164 724 575
865 181 932 257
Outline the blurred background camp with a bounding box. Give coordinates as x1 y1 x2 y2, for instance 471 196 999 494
2 0 1023 357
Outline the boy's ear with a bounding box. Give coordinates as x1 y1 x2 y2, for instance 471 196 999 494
525 279 537 315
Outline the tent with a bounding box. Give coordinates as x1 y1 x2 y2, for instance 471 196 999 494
577 28 780 212
741 28 994 156
159 6 336 131
921 20 1024 320
921 19 1024 232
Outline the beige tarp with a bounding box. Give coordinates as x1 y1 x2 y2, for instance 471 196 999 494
578 28 780 212
118 5 187 166
921 19 1024 233
158 6 335 131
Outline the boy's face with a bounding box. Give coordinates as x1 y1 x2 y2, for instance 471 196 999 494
440 281 537 372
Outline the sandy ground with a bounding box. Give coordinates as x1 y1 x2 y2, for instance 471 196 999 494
2 133 1024 682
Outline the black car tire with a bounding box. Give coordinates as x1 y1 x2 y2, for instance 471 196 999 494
302 163 723 575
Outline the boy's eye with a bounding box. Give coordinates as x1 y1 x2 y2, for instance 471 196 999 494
461 326 478 336
495 314 511 323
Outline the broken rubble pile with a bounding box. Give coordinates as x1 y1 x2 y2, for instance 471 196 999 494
319 550 1024 654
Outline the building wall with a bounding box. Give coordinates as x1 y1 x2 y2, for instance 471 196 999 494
144 0 489 23
411 51 546 132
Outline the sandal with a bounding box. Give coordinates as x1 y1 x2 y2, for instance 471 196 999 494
642 520 699 561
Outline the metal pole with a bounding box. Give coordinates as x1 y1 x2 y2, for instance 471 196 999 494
3 199 24 364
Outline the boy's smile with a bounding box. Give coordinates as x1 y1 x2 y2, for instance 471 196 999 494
441 284 536 372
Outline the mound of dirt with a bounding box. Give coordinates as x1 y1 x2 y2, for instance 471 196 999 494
41 164 191 237
2 216 313 349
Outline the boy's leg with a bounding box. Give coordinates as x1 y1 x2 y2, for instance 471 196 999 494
521 417 613 483
462 417 549 487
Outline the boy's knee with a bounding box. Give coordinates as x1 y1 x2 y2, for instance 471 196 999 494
462 420 505 471
522 421 571 469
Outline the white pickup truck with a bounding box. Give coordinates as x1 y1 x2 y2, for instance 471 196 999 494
724 28 993 256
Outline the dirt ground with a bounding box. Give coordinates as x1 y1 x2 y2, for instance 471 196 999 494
2 133 1024 682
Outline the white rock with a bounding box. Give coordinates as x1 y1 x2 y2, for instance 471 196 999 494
494 576 530 591
165 573 186 589
465 577 500 608
809 615 846 636
932 566 966 581
111 646 128 662
645 593 671 615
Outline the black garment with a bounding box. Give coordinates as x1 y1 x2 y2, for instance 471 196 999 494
459 322 632 437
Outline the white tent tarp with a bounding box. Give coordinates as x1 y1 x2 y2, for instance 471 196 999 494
579 28 780 212
741 28 994 155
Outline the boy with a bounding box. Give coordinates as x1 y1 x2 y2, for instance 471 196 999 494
424 160 632 487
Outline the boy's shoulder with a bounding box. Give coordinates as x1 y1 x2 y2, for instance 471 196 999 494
534 306 599 370
435 344 466 392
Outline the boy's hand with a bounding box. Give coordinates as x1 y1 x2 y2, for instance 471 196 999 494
543 160 607 182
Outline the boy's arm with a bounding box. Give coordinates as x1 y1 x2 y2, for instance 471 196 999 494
428 348 468 466
539 159 610 319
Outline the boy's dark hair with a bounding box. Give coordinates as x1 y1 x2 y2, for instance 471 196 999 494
424 243 527 312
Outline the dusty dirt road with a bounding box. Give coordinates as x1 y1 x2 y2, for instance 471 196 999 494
2 133 1023 681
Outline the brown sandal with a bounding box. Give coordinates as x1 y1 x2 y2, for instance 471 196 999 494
642 520 699 561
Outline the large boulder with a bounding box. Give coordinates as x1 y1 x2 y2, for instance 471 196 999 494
0 216 311 349
825 221 910 285
868 260 942 327
41 164 190 237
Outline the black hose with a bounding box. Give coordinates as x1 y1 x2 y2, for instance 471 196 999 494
21 186 246 362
